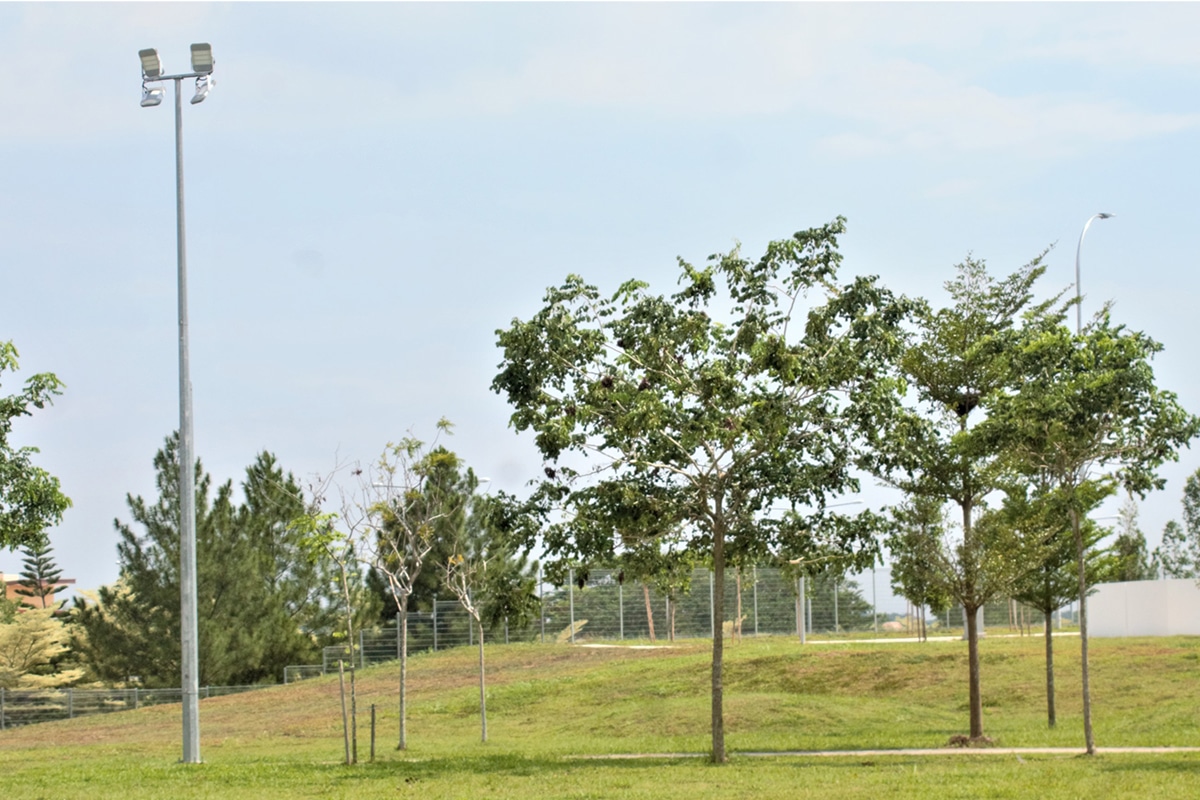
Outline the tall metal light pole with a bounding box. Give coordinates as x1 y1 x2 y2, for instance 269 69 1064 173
138 43 215 765
1075 212 1114 334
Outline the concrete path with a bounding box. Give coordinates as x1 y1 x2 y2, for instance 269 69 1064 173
575 746 1200 759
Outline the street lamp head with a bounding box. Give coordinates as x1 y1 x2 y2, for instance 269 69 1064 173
190 74 213 105
140 83 164 108
190 42 214 75
1097 212 1115 219
139 48 162 79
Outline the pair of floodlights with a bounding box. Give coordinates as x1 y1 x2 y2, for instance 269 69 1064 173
139 43 215 107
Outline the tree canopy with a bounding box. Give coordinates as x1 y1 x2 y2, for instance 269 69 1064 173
492 218 913 762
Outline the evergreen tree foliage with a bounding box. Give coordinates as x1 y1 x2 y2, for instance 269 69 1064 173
15 535 65 609
73 435 336 687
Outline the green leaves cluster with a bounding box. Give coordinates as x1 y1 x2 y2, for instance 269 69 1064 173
493 218 913 570
0 341 70 548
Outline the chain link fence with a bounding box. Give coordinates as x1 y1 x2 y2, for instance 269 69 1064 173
0 685 260 730
297 566 1076 678
1 567 1076 728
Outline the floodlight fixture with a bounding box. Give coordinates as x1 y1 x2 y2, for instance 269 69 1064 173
139 48 162 79
190 43 214 75
141 83 164 108
190 74 213 105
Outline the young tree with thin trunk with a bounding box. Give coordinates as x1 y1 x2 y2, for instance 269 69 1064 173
362 419 470 751
492 219 911 762
887 495 952 643
986 314 1199 754
1003 480 1115 728
295 468 382 766
874 254 1062 743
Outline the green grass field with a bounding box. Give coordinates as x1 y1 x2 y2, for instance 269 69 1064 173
2 634 1197 798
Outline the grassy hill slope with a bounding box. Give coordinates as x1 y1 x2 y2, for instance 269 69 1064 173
1 634 1197 798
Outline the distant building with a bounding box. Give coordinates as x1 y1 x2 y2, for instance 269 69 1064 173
1089 579 1200 637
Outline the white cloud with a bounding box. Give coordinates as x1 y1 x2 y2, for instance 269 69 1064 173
3 2 1198 160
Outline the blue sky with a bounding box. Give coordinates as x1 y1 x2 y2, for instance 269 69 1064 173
5 2 1200 598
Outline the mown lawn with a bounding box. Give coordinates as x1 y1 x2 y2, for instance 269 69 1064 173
1 634 1197 798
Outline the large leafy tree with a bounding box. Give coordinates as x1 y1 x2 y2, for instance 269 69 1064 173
874 254 1061 742
986 314 1200 754
74 436 334 687
492 219 911 762
0 342 70 548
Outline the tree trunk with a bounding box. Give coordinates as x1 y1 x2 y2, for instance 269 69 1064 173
642 583 656 642
966 604 983 739
1044 608 1056 728
350 665 358 764
398 595 409 750
477 618 488 743
710 524 727 764
338 659 351 765
1073 509 1095 754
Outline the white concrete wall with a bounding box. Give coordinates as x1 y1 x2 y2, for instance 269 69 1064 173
1089 579 1200 638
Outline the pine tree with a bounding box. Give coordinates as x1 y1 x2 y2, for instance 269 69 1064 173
74 434 338 687
15 536 65 609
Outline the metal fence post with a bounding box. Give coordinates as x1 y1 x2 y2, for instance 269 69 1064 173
433 595 439 652
833 579 840 633
68 688 74 720
396 611 402 661
2 686 6 729
619 582 624 641
700 568 710 638
753 566 759 637
568 568 576 644
539 569 545 644
134 687 139 710
800 576 808 644
359 629 366 669
872 568 878 635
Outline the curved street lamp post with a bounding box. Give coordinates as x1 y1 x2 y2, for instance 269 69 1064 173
1075 213 1114 334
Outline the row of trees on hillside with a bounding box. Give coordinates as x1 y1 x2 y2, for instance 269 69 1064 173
489 219 1198 762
